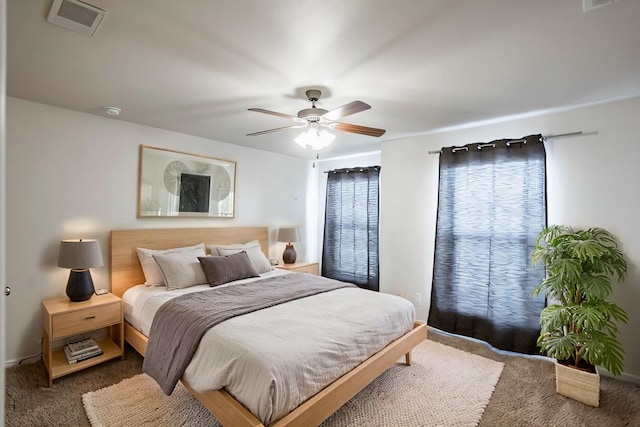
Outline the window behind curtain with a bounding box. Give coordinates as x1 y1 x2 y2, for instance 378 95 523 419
322 167 380 291
428 135 546 354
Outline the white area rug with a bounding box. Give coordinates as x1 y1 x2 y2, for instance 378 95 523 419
83 340 504 427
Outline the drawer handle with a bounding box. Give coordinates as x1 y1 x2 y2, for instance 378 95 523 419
85 315 96 320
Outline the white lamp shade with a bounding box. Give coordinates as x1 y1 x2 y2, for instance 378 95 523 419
294 128 336 150
277 227 300 243
58 239 104 269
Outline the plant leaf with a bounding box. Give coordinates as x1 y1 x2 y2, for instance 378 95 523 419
573 303 607 331
538 332 579 362
570 239 608 262
582 331 626 376
580 274 613 300
539 304 573 333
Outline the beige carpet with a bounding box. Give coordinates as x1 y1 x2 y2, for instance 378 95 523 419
82 340 504 427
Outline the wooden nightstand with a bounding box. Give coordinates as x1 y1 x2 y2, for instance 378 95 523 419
41 293 124 387
276 261 319 275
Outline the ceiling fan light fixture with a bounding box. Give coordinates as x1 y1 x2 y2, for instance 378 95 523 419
294 127 336 150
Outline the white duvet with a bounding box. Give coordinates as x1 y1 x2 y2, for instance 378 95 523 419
123 271 415 425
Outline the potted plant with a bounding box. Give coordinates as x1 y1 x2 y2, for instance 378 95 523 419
531 225 628 407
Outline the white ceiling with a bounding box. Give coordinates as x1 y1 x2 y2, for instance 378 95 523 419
7 0 640 159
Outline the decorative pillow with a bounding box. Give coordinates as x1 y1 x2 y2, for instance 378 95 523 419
137 243 206 286
152 251 208 290
198 251 259 287
210 241 272 274
207 240 261 255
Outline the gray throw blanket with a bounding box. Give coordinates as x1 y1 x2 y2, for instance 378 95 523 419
142 273 355 395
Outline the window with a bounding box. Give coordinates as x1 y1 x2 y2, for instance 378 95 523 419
428 135 546 354
322 167 380 291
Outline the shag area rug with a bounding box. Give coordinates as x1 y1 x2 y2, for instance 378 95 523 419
82 340 504 427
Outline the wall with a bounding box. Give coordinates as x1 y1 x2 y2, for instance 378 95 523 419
5 97 311 363
380 96 640 381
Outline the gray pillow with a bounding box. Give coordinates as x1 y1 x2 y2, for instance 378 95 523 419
198 251 259 287
152 251 208 290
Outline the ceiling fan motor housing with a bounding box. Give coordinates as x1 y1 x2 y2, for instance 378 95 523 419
298 107 328 122
298 89 326 121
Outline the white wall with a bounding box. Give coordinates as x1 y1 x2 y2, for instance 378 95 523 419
380 96 640 381
5 97 311 363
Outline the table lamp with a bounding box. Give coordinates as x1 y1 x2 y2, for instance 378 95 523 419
277 227 300 264
58 239 104 302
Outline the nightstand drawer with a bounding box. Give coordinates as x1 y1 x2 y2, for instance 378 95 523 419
51 303 121 339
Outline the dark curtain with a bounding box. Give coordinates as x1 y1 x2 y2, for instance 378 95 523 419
428 135 547 354
322 166 380 291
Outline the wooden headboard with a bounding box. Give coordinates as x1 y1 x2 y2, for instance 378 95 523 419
110 227 269 297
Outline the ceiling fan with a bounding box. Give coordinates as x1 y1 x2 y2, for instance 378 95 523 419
246 90 386 144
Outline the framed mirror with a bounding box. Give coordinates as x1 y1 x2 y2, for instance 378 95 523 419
138 145 236 218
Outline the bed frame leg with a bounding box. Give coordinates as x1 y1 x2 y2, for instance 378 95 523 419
405 351 412 366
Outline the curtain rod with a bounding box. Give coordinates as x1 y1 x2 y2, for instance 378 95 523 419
427 131 584 155
323 166 381 174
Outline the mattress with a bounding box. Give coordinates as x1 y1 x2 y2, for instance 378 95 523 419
123 271 415 424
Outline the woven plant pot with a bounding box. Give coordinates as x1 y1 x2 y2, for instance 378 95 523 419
555 361 600 407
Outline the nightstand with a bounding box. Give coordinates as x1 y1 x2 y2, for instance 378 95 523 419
276 261 319 275
41 293 124 387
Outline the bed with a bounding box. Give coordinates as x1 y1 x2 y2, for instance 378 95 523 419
110 227 427 427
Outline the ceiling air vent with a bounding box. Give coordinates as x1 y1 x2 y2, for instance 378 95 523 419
583 0 622 13
47 0 107 36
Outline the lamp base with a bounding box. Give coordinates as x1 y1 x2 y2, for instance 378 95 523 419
282 244 297 264
66 269 95 302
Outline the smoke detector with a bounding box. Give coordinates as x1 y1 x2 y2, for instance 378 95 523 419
104 106 121 116
47 0 107 36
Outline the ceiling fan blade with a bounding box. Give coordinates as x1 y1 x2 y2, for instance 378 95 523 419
246 124 306 136
331 122 386 137
248 108 302 121
322 100 371 121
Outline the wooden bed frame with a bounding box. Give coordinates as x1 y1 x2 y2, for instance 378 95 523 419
110 227 427 427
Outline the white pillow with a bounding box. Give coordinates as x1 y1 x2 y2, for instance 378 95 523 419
209 240 273 274
208 240 260 255
136 243 206 286
152 251 208 290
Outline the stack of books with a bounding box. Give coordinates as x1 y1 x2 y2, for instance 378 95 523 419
63 338 103 364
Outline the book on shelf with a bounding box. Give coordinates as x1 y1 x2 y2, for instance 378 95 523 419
66 338 99 357
64 346 102 364
64 344 103 364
